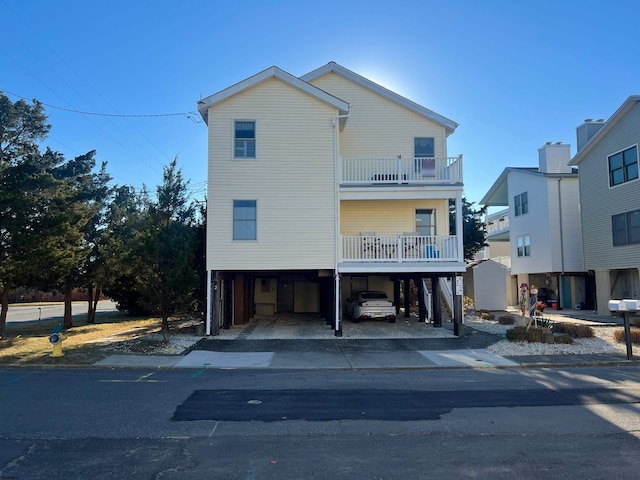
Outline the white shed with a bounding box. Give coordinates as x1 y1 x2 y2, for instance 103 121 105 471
471 259 512 311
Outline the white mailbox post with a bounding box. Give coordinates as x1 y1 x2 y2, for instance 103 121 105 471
608 299 640 360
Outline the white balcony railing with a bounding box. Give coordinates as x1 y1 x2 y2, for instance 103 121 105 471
342 234 459 263
340 156 463 185
486 209 510 237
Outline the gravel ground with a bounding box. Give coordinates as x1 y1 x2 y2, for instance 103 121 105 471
466 315 629 356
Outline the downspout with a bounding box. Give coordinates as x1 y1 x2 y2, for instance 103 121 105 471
333 109 351 337
205 270 211 335
557 177 565 308
456 192 463 261
557 178 565 273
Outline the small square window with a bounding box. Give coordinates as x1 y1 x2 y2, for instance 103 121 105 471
414 137 434 157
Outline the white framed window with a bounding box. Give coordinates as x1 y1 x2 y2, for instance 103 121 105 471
517 235 531 257
233 200 257 240
608 145 638 187
234 120 256 159
415 209 435 236
414 137 435 175
414 137 434 158
514 192 528 216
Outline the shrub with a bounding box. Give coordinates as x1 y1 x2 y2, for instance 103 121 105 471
506 326 550 343
498 315 515 325
552 322 594 338
633 317 640 328
613 329 640 344
554 334 574 344
480 312 495 320
532 316 553 329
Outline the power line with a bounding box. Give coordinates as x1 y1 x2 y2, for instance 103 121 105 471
2 89 198 118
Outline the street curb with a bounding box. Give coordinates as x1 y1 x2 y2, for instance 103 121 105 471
3 358 640 371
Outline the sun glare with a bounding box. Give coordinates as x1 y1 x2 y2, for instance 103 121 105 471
356 66 414 100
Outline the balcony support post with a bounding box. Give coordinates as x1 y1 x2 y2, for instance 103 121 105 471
455 191 464 261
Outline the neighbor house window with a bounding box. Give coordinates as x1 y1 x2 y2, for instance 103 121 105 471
514 192 528 216
234 121 256 158
612 209 640 246
233 200 256 240
609 145 638 187
517 235 531 257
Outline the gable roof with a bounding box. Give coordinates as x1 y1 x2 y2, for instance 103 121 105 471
480 167 577 206
300 62 459 135
197 66 350 124
480 167 538 206
569 95 640 166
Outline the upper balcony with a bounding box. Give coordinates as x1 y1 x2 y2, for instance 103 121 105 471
340 155 463 186
486 208 510 241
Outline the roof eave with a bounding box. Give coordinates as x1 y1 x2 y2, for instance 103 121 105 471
197 65 350 124
570 95 640 166
301 62 458 134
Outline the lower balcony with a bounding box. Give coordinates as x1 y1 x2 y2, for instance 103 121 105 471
341 234 460 263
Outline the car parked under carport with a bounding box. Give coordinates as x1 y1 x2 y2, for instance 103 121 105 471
346 291 397 323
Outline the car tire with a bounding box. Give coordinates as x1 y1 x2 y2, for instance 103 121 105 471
388 317 396 323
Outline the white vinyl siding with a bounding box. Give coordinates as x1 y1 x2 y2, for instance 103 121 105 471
308 73 448 160
577 102 640 270
509 172 552 274
547 177 584 272
207 78 338 270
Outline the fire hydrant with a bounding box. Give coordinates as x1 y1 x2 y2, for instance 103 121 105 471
49 324 66 357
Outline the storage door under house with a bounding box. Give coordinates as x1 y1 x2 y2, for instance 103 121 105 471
277 280 295 313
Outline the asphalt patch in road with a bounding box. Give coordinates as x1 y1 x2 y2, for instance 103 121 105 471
173 387 640 422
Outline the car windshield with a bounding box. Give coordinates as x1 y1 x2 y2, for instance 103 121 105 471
362 292 388 300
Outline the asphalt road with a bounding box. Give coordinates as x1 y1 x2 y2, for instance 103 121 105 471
1 366 640 479
5 300 119 324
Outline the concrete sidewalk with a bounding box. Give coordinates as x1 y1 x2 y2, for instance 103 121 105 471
94 326 636 370
95 348 521 369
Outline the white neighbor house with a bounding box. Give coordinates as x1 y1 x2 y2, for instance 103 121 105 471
480 142 593 311
569 96 640 315
197 62 466 336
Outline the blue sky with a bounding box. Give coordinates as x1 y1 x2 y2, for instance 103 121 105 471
1 0 639 206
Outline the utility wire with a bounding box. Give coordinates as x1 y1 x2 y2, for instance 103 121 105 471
2 89 198 118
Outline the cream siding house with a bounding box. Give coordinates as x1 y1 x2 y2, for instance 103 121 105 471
480 143 591 310
569 96 640 315
199 63 465 336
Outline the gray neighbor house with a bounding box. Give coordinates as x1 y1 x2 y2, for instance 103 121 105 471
476 96 640 315
569 96 640 315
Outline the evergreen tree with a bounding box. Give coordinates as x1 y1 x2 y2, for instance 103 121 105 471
0 93 51 338
450 197 488 261
134 158 199 333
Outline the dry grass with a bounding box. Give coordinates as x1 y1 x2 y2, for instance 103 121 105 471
613 328 640 345
0 313 170 366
